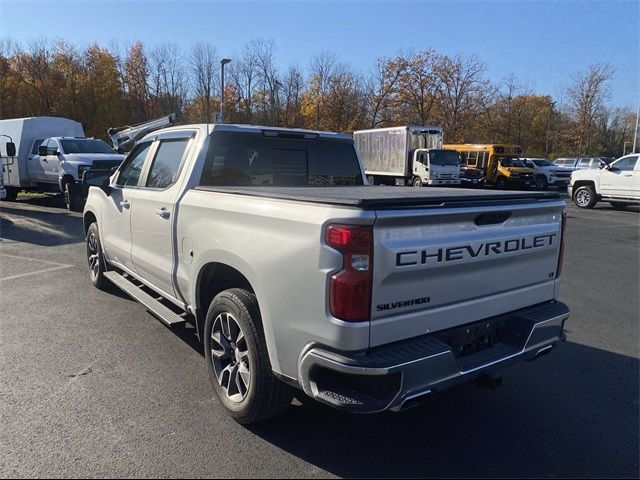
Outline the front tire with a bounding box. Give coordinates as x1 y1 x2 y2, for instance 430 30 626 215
204 289 293 424
65 182 83 212
574 185 598 209
535 175 548 190
2 187 19 201
412 177 423 187
86 223 107 289
496 176 508 189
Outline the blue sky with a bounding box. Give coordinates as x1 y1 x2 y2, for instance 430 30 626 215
1 0 638 107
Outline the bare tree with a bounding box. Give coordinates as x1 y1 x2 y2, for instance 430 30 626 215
149 42 187 117
567 63 614 154
189 42 218 123
367 55 406 128
246 39 281 125
436 54 490 141
281 64 304 127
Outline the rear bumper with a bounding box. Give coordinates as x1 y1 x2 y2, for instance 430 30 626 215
299 301 569 413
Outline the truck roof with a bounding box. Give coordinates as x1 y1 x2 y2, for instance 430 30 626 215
140 123 353 143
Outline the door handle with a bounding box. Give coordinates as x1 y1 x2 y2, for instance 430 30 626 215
624 174 633 177
120 200 130 209
156 208 170 219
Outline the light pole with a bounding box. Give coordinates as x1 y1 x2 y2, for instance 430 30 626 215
633 104 639 154
220 58 231 123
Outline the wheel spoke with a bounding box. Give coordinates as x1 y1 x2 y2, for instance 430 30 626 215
211 331 231 359
237 363 250 393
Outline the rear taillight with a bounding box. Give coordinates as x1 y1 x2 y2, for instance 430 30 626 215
556 212 567 277
325 224 373 322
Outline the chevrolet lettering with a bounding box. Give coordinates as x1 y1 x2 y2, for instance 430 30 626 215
396 233 557 267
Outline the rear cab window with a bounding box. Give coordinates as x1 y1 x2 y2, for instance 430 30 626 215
199 130 364 187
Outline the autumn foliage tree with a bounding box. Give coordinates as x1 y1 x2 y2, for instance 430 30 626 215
0 36 633 158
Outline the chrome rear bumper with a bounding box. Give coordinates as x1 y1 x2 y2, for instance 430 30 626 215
299 301 569 413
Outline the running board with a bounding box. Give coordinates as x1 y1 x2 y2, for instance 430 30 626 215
104 271 186 327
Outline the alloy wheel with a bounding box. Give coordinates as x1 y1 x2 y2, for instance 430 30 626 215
87 232 100 280
576 189 590 207
210 312 251 403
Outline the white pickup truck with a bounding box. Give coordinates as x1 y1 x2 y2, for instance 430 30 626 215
569 154 640 209
83 124 570 424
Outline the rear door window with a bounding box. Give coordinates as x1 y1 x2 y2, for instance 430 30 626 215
146 139 189 189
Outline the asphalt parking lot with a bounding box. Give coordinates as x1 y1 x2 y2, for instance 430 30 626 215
1 194 638 478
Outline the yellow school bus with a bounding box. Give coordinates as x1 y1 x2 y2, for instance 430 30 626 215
443 144 534 189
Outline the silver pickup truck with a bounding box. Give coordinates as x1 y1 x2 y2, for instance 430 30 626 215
83 124 570 424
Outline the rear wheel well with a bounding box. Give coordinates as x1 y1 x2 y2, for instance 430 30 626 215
196 263 255 339
83 211 97 234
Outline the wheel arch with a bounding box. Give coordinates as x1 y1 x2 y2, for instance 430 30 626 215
195 262 256 343
58 173 76 193
83 210 97 234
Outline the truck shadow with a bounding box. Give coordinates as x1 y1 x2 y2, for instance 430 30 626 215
248 341 639 478
0 202 83 246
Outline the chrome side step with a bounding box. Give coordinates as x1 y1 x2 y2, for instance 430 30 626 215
104 271 186 327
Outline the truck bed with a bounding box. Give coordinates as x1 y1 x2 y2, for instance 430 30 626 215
194 185 561 209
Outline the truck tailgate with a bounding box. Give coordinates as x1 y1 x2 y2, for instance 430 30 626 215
370 199 565 347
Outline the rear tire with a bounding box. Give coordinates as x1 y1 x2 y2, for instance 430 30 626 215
204 288 293 424
610 202 628 210
574 185 598 209
65 182 83 212
367 175 376 186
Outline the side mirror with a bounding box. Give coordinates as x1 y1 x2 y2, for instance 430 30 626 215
5 142 16 157
82 169 112 194
53 149 60 156
38 145 48 156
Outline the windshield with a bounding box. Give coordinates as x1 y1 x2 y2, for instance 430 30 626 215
499 157 526 168
533 159 554 167
428 149 460 166
199 131 364 187
61 139 116 154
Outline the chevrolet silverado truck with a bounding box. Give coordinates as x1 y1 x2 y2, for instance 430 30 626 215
82 124 570 424
569 154 640 209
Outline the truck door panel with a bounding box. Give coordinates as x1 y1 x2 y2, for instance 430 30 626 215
601 156 637 197
101 142 152 272
130 134 192 297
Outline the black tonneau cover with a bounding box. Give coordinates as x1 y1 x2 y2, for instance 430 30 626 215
195 185 561 209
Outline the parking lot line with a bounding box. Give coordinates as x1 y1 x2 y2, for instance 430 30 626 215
0 252 74 267
0 252 75 281
0 264 74 282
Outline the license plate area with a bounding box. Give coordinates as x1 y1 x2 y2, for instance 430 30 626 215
434 312 535 368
